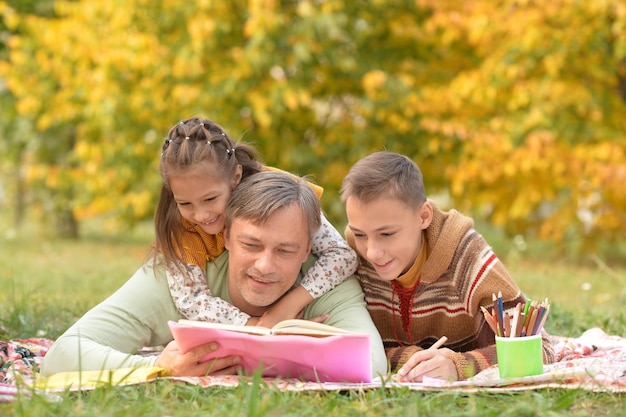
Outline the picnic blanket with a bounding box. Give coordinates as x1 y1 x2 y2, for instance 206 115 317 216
2 328 625 402
0 338 57 402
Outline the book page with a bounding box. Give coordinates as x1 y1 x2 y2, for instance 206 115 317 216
270 319 357 336
176 319 356 337
176 319 271 335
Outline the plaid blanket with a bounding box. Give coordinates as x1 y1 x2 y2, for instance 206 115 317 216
0 338 55 402
2 328 625 402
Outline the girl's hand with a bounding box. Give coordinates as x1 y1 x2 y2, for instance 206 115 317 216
394 348 458 382
256 285 313 328
245 317 260 326
303 313 329 323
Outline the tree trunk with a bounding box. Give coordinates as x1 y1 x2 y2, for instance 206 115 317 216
55 207 79 239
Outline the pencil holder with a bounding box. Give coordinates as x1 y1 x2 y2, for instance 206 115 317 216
495 334 543 378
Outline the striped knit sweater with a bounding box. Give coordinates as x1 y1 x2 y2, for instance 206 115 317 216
347 202 555 380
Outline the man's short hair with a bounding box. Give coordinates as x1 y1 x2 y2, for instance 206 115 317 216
226 170 322 242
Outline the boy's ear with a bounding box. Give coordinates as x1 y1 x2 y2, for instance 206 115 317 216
419 201 434 230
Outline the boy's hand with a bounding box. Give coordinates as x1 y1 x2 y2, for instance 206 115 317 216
394 348 458 382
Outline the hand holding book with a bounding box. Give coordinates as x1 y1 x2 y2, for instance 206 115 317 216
168 319 373 382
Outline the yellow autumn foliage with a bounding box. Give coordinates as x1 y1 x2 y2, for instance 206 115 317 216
0 0 624 249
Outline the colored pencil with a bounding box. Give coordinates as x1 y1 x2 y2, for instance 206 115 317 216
531 304 546 335
484 296 550 338
521 300 536 336
515 313 525 337
525 308 539 337
510 303 521 338
492 293 501 336
481 306 498 335
503 311 511 337
532 299 550 335
497 291 504 330
537 304 550 334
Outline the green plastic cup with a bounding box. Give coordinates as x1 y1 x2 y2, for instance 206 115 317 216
495 334 543 378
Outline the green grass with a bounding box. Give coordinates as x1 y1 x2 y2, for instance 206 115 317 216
1 218 625 416
0 220 153 340
5 383 626 417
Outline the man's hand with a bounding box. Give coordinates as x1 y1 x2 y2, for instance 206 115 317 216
155 340 241 376
394 348 458 382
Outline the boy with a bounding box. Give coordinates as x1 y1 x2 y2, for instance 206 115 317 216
340 151 554 381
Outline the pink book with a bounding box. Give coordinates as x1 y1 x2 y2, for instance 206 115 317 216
168 319 372 382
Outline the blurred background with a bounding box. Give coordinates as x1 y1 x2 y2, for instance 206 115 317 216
0 0 625 259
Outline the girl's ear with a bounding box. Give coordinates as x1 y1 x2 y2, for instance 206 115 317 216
419 201 434 230
232 164 243 188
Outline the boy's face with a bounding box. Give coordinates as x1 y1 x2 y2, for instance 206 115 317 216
346 196 431 281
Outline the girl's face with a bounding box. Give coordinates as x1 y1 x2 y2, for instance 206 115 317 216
345 196 432 281
169 164 242 235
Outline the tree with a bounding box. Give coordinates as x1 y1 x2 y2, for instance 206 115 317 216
0 0 55 232
415 0 626 248
1 0 624 251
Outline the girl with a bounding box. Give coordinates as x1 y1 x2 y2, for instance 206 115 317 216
152 117 356 327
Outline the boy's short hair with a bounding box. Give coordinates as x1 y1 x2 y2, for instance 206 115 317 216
340 151 427 206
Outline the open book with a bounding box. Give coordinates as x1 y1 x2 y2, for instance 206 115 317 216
176 318 357 337
168 319 372 382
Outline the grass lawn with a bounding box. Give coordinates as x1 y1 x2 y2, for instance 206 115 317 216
1 219 625 416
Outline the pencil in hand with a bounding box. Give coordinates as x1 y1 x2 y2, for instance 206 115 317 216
429 336 448 350
393 336 448 382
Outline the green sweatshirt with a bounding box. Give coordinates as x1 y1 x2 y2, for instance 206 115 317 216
41 252 387 378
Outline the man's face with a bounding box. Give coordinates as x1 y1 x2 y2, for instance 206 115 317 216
224 204 312 317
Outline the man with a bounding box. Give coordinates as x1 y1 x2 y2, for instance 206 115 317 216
41 171 387 378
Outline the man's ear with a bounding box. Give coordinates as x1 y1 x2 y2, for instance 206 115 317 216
302 242 313 263
419 201 434 230
224 228 231 250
